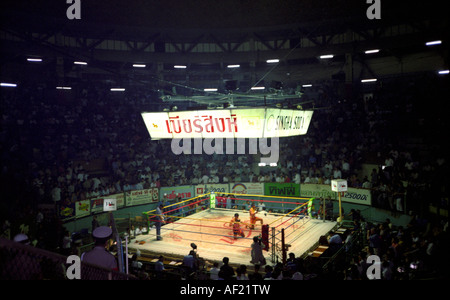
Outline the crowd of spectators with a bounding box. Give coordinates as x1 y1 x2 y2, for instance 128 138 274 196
1 72 448 278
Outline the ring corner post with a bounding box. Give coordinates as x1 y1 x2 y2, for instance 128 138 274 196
262 224 269 251
209 191 216 211
307 197 314 218
143 212 150 233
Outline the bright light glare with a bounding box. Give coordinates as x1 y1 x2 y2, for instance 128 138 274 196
320 54 334 59
365 49 380 54
0 82 17 87
438 70 449 75
251 86 265 90
426 40 442 46
266 59 279 63
110 88 125 91
133 64 146 68
361 78 377 83
174 65 187 69
227 64 240 68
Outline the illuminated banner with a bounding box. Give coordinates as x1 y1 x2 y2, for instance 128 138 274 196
141 108 313 139
263 108 313 138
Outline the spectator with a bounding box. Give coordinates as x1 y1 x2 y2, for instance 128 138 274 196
328 231 343 253
81 226 118 271
333 167 342 179
154 255 165 279
236 265 249 280
209 262 220 280
250 236 266 265
249 264 263 280
219 257 235 280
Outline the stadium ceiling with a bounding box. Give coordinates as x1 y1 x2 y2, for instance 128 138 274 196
0 0 448 107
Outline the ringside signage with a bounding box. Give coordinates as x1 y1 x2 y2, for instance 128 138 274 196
301 183 371 205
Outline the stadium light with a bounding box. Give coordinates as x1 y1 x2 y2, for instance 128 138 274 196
251 86 265 90
365 49 380 54
0 82 17 87
266 59 279 63
27 58 43 62
361 78 377 83
74 61 88 65
133 64 146 68
110 88 126 91
227 64 240 68
320 54 334 59
174 65 187 69
426 40 442 46
203 88 218 92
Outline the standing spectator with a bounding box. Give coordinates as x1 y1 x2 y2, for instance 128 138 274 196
81 226 118 271
219 257 235 280
155 203 165 241
62 230 72 255
250 236 266 265
368 228 382 256
226 195 232 209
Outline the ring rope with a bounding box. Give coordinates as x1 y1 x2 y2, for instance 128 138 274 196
268 201 308 226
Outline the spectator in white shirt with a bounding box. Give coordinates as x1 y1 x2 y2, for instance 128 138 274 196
333 167 342 179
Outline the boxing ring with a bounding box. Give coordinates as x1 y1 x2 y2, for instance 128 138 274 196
128 193 336 267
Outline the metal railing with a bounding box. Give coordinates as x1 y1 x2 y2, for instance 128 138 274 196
0 237 136 280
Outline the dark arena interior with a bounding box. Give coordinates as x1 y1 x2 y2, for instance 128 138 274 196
0 0 449 287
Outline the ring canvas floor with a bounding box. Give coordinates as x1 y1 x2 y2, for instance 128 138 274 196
128 208 337 266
